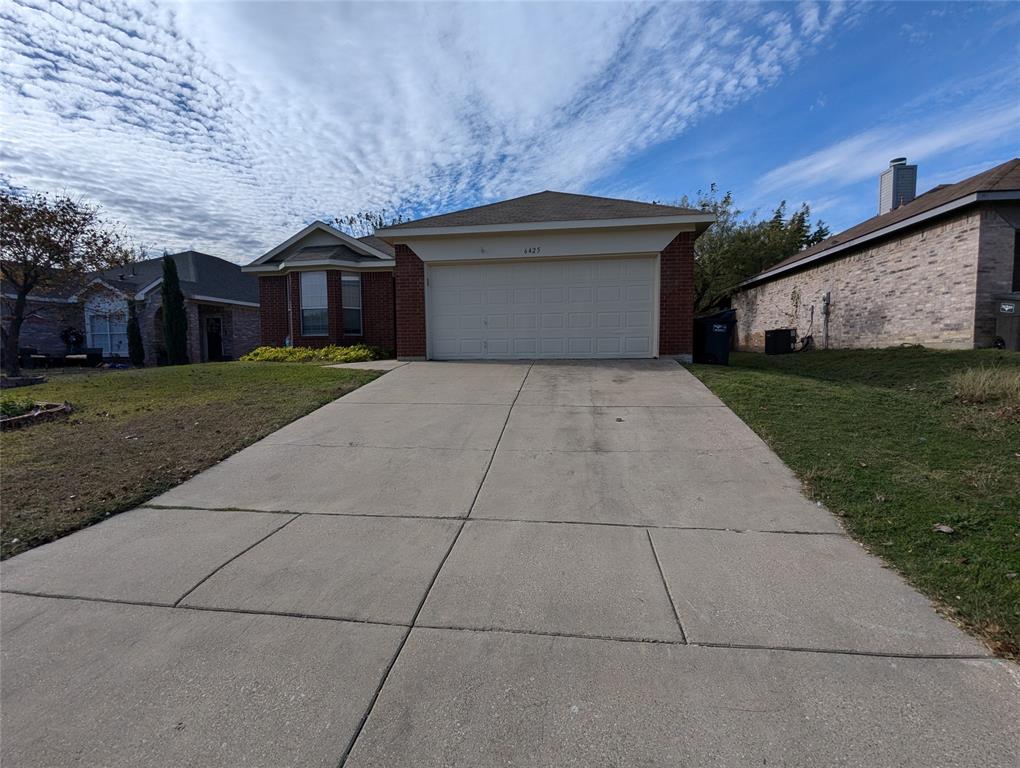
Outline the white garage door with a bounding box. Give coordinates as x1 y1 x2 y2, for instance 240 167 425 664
428 257 657 359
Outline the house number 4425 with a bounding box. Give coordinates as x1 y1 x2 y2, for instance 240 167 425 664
523 246 542 254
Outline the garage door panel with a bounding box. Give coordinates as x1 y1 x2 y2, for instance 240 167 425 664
428 258 656 359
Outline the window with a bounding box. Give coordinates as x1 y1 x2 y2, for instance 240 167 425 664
342 272 362 335
300 271 328 336
87 311 128 356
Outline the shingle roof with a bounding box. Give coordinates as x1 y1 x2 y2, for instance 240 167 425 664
384 190 704 230
749 158 1020 283
99 251 259 304
357 235 395 257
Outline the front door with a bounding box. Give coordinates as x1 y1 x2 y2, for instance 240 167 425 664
205 317 223 361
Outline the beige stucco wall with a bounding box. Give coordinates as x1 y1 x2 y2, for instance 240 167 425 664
733 209 985 351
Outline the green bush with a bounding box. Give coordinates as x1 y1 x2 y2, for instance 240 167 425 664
240 344 389 364
1 398 38 418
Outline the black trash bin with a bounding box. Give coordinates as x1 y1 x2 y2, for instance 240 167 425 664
693 309 736 365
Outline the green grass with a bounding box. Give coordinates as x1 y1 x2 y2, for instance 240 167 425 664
689 347 1020 657
1 362 378 559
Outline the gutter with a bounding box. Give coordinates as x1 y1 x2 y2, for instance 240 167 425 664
376 213 716 240
242 259 395 274
736 190 1020 289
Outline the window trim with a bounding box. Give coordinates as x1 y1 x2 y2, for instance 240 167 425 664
299 271 329 337
86 309 129 357
341 271 363 336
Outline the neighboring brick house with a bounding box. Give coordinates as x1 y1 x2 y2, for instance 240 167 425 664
733 158 1020 351
2 251 260 365
248 193 714 360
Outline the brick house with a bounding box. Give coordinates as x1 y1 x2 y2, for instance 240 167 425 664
3 251 260 365
246 192 714 360
733 158 1020 350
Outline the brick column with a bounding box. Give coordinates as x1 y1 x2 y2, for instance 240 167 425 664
659 231 695 360
395 244 426 358
258 276 289 347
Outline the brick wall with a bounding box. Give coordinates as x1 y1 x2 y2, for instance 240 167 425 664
732 208 986 351
259 276 289 347
394 244 426 358
975 203 1020 346
659 231 695 359
3 300 82 356
231 306 261 358
261 270 394 351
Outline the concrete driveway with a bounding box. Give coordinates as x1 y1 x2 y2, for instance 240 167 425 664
2 361 1017 767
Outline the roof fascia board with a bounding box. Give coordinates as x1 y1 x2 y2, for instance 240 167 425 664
242 259 395 274
249 221 392 266
189 295 260 308
1 293 77 304
737 191 1020 289
376 213 716 240
68 277 130 302
134 277 163 300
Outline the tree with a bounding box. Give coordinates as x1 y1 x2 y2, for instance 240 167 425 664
127 300 145 367
332 210 407 238
160 255 189 365
671 186 830 312
1 185 135 376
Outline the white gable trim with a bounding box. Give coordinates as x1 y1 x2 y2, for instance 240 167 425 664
248 220 393 267
243 259 395 274
67 277 131 302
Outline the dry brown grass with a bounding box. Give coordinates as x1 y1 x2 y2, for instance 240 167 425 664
950 366 1020 406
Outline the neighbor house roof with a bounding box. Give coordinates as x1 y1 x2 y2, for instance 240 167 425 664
378 191 713 238
100 251 260 305
3 252 259 306
739 157 1020 289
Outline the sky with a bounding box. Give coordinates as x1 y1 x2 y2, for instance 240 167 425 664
1 0 1018 264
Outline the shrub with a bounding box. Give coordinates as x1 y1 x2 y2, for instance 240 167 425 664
950 366 1020 406
1 398 37 418
240 344 389 364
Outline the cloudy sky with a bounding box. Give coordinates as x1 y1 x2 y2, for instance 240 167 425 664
1 0 1018 263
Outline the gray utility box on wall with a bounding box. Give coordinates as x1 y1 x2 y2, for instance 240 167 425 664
995 294 1019 351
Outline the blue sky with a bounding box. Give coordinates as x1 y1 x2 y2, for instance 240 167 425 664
1 1 1017 263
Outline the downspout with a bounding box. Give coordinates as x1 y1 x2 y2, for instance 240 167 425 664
821 291 831 350
285 272 293 347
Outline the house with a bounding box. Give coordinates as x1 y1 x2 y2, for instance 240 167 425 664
246 192 715 360
3 251 260 365
732 158 1020 350
242 224 397 350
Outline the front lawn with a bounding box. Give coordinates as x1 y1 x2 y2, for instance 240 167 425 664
1 363 378 559
690 348 1020 657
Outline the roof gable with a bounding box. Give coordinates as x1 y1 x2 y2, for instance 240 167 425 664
248 221 394 268
381 190 706 232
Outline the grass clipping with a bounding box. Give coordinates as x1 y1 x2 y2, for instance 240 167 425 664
240 344 388 363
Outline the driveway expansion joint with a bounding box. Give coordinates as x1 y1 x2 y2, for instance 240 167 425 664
172 513 300 607
2 591 994 661
646 529 688 643
335 361 535 768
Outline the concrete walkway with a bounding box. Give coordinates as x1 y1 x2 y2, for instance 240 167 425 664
2 361 1017 767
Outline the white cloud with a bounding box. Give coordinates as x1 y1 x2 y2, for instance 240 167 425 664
755 95 1020 199
1 0 851 262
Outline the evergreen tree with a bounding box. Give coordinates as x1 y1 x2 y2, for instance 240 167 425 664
160 255 188 365
127 300 145 367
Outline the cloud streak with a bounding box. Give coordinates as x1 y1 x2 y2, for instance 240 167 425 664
2 0 851 261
